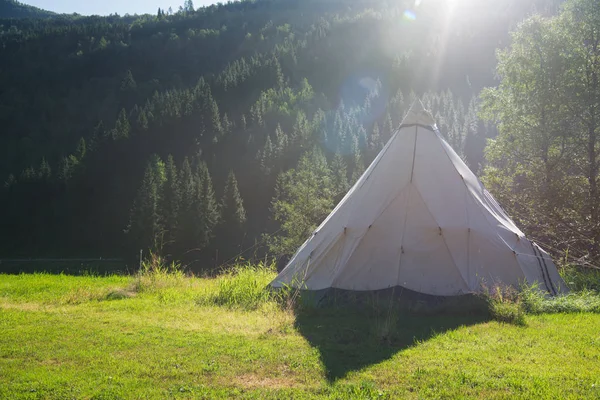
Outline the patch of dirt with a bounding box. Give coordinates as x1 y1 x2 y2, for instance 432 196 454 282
0 300 44 311
104 288 137 300
230 373 299 389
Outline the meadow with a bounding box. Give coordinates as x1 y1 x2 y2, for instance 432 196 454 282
1 261 599 399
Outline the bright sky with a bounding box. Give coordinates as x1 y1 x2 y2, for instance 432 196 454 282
22 0 217 16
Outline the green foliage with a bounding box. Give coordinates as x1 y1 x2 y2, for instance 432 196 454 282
480 0 600 263
112 108 130 140
160 155 180 249
126 155 166 251
268 148 336 256
218 170 247 258
194 160 220 249
560 264 600 292
0 0 568 270
0 0 55 18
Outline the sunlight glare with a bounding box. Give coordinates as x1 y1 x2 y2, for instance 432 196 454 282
403 10 417 21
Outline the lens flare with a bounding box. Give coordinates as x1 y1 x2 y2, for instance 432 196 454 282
403 9 416 21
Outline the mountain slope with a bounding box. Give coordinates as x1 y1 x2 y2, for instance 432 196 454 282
0 0 55 18
0 0 562 265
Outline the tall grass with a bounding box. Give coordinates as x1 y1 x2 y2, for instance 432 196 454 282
133 252 186 294
560 264 600 292
483 285 526 326
196 261 281 310
521 285 600 314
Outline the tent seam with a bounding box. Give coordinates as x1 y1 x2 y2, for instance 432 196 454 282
411 178 471 292
432 127 531 283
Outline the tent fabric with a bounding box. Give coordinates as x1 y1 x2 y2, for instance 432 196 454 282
271 102 568 296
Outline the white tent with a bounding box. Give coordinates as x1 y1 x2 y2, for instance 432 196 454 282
271 102 567 296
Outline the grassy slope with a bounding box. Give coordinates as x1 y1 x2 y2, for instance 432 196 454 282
1 273 599 399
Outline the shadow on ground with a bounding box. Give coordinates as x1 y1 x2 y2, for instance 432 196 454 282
293 292 490 382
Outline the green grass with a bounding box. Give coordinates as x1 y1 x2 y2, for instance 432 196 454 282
1 267 600 399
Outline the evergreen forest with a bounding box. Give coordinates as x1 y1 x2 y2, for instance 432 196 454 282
2 0 598 273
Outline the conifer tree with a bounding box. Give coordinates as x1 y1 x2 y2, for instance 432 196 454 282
269 148 335 256
126 155 166 251
112 108 130 140
330 152 349 201
258 135 274 175
221 170 246 227
369 123 382 153
161 155 181 251
176 157 196 253
194 161 220 249
350 138 365 185
120 70 137 92
382 112 394 144
218 170 247 260
75 138 86 160
137 109 149 131
38 158 51 180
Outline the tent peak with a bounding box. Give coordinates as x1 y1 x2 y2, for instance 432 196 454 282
402 99 436 127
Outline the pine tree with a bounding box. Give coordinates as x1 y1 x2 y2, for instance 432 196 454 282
161 155 180 251
75 137 86 160
194 161 220 249
382 112 394 144
126 155 166 251
207 94 223 136
176 157 196 254
218 170 247 260
120 69 137 91
222 113 232 134
274 124 289 169
330 153 349 201
369 123 382 150
258 135 274 175
292 110 310 148
38 158 51 180
350 138 365 184
221 170 246 227
113 108 130 140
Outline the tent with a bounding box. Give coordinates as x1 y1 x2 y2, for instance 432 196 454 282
271 101 567 297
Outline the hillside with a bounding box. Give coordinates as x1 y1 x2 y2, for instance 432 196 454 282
0 0 563 267
0 0 54 18
1 271 599 398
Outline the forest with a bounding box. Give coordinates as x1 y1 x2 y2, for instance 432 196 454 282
1 0 597 273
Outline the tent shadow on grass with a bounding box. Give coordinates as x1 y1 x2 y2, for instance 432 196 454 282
292 292 491 382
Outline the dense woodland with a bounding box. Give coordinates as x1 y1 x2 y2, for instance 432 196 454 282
2 0 598 272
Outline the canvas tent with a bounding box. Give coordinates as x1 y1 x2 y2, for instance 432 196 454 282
271 101 567 297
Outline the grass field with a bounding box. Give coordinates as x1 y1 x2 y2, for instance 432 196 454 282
1 266 599 399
